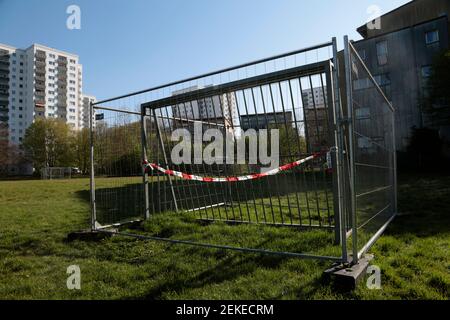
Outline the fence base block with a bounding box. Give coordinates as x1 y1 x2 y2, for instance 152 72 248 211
323 254 374 291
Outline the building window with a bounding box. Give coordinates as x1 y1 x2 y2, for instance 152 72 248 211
376 41 388 66
358 49 366 60
421 65 432 78
355 107 371 120
353 78 372 90
425 30 439 45
374 73 391 86
374 73 391 99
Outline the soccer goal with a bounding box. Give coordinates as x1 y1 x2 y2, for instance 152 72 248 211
41 167 72 180
88 37 397 264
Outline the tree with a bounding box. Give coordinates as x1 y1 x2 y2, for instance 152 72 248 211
73 128 90 174
22 119 75 172
421 50 450 128
0 126 26 176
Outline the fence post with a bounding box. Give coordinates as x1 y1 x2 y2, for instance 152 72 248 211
392 111 398 214
331 37 348 262
141 105 150 220
343 36 358 265
89 100 97 231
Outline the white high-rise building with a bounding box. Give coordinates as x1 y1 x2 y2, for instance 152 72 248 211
81 94 96 129
172 85 238 136
302 86 327 109
0 43 86 145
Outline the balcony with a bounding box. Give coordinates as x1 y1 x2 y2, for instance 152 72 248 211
35 105 45 111
35 59 46 67
35 65 46 73
57 97 67 104
56 110 67 118
35 51 46 59
35 94 45 102
35 84 45 92
35 75 45 82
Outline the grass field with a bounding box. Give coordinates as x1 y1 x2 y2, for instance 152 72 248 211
0 173 449 299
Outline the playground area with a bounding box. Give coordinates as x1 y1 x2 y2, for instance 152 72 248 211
0 173 448 299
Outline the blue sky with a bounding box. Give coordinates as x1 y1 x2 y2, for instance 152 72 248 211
0 0 410 101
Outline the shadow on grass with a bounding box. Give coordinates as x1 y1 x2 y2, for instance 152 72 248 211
75 172 333 225
385 173 450 237
131 242 290 300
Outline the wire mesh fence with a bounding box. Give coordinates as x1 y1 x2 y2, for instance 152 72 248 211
88 37 397 263
344 38 397 263
143 64 336 230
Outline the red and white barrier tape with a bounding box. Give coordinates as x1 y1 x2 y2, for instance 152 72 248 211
142 152 326 183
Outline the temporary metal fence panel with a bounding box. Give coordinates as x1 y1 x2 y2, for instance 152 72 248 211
141 61 336 230
88 37 396 263
90 107 144 227
343 37 397 264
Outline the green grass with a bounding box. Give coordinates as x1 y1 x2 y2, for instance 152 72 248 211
0 173 449 299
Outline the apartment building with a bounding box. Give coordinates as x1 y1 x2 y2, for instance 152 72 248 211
301 86 327 109
0 43 85 146
350 0 450 151
240 111 293 131
81 94 96 129
172 85 238 136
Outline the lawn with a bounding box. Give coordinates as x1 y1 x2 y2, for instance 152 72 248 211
0 173 448 299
